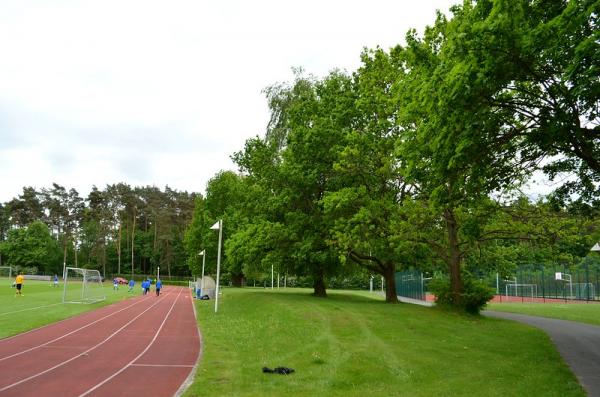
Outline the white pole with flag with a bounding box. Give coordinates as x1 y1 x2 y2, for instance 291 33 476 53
211 220 223 313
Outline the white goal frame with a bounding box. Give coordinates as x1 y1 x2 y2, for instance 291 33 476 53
572 283 596 300
62 267 106 304
0 266 13 278
505 283 537 299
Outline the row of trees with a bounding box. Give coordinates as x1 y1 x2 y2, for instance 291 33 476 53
184 0 599 309
0 184 197 278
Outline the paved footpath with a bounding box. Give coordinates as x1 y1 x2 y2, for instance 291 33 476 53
483 311 600 396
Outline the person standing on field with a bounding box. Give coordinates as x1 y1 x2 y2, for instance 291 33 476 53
155 279 162 296
128 279 135 292
53 274 59 287
15 273 24 296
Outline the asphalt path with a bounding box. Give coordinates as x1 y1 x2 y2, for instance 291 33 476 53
483 311 600 396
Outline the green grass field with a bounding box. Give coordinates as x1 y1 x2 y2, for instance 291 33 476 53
487 302 600 326
0 277 134 338
186 288 584 397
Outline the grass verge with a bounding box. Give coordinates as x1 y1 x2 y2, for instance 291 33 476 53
186 288 584 397
0 278 134 338
487 302 600 326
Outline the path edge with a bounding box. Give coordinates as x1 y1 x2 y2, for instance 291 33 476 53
174 289 203 397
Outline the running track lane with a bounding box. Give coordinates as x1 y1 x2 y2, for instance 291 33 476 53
0 287 201 397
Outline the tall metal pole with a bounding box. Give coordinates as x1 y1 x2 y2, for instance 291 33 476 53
157 266 160 280
215 220 222 313
200 250 206 295
271 264 274 289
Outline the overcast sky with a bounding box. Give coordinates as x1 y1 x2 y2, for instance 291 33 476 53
0 0 464 203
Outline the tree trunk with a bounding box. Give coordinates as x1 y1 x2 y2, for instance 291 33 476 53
102 241 106 279
231 273 245 287
117 223 122 275
444 207 463 306
166 239 171 278
131 211 136 278
312 270 327 297
62 237 68 267
383 264 399 303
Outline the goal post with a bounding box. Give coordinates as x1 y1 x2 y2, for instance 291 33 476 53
573 283 596 300
505 283 537 299
0 266 13 278
62 267 106 304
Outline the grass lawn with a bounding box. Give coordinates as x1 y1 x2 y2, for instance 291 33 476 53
0 277 134 339
186 288 584 397
487 302 600 326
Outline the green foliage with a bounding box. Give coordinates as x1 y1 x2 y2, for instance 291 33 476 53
0 221 62 274
429 273 495 314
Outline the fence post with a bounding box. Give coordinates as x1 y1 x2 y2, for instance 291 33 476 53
541 266 545 303
586 264 590 302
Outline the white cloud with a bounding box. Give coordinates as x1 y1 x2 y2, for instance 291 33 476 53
0 0 457 202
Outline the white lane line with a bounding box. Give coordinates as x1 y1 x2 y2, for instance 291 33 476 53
0 291 175 392
0 302 63 317
130 364 194 368
0 292 168 362
174 288 203 397
79 289 184 397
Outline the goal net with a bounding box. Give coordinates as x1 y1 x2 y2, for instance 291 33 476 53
505 283 537 300
572 283 596 300
0 266 13 279
62 267 106 304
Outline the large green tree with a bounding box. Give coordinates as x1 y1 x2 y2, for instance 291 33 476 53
0 221 61 274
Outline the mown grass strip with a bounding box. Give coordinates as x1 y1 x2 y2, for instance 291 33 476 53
487 302 600 326
187 288 583 397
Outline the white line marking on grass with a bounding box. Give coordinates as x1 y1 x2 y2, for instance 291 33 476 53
0 302 62 317
0 292 175 392
78 289 184 397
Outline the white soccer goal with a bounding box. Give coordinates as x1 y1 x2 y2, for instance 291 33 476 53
0 266 13 279
62 267 106 304
505 283 537 299
572 283 596 300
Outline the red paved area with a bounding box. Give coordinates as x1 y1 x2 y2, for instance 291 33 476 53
0 287 200 397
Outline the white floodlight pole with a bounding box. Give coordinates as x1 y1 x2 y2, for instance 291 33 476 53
211 220 223 313
496 273 499 294
157 266 160 280
370 276 374 293
271 264 274 289
199 250 206 295
277 273 280 289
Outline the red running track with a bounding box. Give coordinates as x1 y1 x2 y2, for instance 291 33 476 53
0 287 201 397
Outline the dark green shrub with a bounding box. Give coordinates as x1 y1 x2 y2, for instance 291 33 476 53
429 273 494 314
